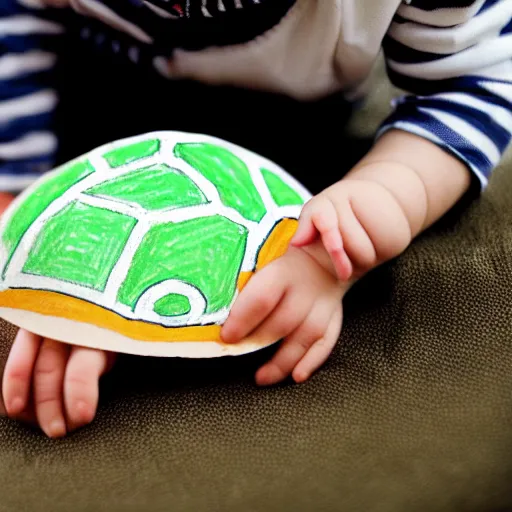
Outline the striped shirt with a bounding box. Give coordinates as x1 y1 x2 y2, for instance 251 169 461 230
1 0 511 191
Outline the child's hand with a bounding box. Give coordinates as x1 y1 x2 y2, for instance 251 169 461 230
221 177 414 386
238 131 470 385
290 179 413 282
0 195 117 438
2 330 116 438
221 242 345 386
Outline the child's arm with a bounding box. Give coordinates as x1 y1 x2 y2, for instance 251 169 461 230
379 0 512 191
221 131 471 386
290 129 471 284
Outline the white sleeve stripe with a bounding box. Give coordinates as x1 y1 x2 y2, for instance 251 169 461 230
480 80 512 103
0 51 57 80
388 1 512 55
0 132 57 159
387 34 512 80
418 106 501 165
472 61 512 81
0 15 64 36
0 90 58 123
377 122 488 188
384 1 511 183
397 0 486 27
431 92 512 133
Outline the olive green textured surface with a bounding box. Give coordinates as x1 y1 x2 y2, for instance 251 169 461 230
0 154 511 511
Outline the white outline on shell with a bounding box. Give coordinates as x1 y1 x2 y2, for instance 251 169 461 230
0 131 313 328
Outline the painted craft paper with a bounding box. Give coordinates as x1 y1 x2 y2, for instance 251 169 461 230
0 132 311 357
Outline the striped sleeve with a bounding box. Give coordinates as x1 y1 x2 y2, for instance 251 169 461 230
379 0 512 189
0 0 64 192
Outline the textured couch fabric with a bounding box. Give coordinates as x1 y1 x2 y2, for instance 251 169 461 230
0 54 512 511
1 157 511 512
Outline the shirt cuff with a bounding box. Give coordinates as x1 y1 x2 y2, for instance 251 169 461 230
377 92 512 190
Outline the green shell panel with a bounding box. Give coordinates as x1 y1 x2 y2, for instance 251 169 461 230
261 168 304 207
117 215 247 315
174 143 267 222
2 159 94 278
23 201 137 291
103 139 160 168
85 164 208 211
154 294 192 317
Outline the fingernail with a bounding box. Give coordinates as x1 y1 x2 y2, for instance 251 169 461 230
255 368 277 387
9 397 24 415
293 371 309 384
220 329 235 344
76 400 94 424
48 419 66 438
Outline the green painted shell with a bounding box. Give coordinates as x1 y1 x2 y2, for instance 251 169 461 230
0 132 310 331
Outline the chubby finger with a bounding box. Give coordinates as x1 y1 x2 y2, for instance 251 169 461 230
64 347 113 432
221 264 288 343
3 329 41 417
319 227 353 282
239 287 313 347
292 304 343 383
289 199 319 247
255 298 335 386
291 197 352 281
292 196 339 248
329 244 353 282
0 396 38 427
1 379 37 425
13 398 38 426
335 197 377 271
33 339 70 438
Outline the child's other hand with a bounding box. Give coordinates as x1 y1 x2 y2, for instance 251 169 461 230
2 330 116 438
0 193 116 438
221 243 344 386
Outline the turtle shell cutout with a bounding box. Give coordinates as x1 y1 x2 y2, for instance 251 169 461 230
0 132 310 358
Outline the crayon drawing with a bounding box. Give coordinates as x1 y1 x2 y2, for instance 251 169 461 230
0 132 310 357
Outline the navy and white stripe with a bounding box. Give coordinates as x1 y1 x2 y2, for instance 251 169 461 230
0 0 64 191
0 0 295 191
1 0 511 192
381 0 512 188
